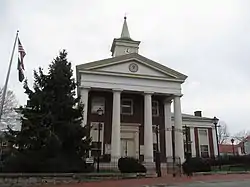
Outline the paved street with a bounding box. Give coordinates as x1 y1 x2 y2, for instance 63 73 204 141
145 179 250 187
46 174 250 187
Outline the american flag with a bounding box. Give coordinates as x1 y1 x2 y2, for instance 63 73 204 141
18 38 26 82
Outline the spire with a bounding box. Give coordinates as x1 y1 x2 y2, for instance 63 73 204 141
120 16 131 39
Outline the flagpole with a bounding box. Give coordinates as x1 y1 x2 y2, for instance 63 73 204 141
0 30 19 121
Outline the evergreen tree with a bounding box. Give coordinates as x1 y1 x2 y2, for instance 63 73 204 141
4 50 91 172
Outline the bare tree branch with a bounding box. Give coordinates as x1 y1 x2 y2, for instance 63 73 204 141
0 87 18 115
0 87 20 130
218 121 230 144
233 130 250 142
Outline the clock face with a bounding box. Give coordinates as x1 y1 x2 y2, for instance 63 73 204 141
129 63 138 72
125 48 131 54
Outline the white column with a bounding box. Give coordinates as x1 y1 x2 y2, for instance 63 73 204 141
135 130 139 159
80 87 90 127
190 127 196 157
144 92 154 163
111 89 122 162
212 127 218 156
164 99 172 158
174 95 185 163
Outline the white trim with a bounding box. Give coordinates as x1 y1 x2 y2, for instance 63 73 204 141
79 70 184 83
212 128 218 156
198 128 211 157
190 127 196 157
80 72 182 95
80 88 89 127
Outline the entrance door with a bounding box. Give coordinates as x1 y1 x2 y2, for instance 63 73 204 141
121 139 135 157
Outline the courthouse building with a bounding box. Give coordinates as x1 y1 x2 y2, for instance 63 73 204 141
76 17 218 164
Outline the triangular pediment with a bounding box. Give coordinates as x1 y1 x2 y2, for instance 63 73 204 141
76 53 187 81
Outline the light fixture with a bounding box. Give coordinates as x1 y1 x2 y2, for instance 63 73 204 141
97 108 103 116
213 116 219 125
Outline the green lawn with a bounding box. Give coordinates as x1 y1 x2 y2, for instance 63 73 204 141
212 165 250 172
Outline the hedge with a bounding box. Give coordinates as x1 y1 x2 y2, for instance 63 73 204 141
118 157 147 173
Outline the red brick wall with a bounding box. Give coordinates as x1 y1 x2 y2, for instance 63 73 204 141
194 127 200 157
87 91 167 161
208 128 215 157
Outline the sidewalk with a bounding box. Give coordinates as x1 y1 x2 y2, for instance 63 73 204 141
46 173 250 187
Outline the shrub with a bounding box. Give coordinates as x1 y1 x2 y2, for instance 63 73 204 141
182 157 211 173
118 157 147 173
2 152 95 173
214 155 250 167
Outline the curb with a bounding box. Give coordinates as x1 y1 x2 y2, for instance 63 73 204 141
194 171 250 176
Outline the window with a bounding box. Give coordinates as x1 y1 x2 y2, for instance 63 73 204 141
1 142 7 147
183 126 191 155
91 97 105 114
121 99 133 115
90 122 104 157
200 145 209 158
152 125 160 145
152 101 159 116
91 142 102 157
199 129 208 136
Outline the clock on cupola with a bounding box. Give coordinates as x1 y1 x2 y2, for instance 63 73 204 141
110 16 141 57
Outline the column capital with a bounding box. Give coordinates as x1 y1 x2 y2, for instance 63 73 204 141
164 98 173 104
112 88 123 92
144 91 154 95
79 86 91 90
174 94 183 98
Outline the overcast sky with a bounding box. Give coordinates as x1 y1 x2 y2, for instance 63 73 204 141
1 0 250 134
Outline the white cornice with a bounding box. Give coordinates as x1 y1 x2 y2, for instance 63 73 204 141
78 70 185 83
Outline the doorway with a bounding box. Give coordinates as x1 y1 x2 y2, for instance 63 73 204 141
121 138 135 157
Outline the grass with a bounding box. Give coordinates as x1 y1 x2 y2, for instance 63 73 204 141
212 165 250 172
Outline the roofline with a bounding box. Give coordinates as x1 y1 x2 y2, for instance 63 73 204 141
76 53 188 80
172 113 214 122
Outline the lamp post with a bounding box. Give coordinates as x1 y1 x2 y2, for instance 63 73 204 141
231 138 235 155
96 108 104 172
213 116 220 169
172 126 176 177
155 125 161 177
183 125 190 159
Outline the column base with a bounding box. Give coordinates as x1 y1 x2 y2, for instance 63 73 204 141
143 162 156 177
111 156 120 164
144 156 154 163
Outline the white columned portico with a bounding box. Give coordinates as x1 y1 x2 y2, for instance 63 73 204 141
111 89 122 162
212 127 218 156
80 87 90 127
174 95 185 163
190 127 196 157
144 92 154 163
164 99 172 158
